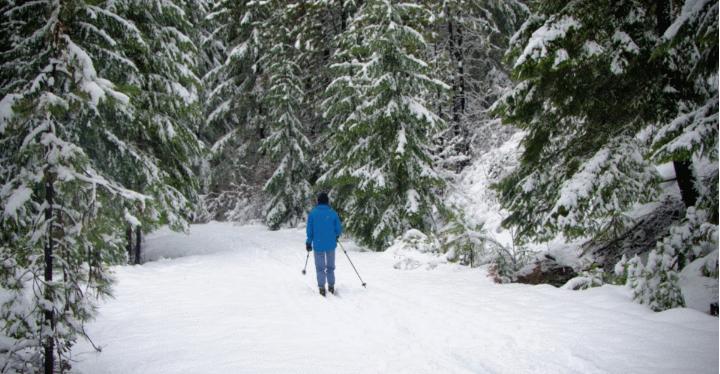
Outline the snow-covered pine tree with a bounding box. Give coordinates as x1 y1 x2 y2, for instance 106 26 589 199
193 1 225 219
183 0 217 78
628 207 718 310
103 0 204 262
259 6 312 230
200 0 272 222
651 0 718 218
493 1 677 243
321 0 448 251
0 0 149 370
428 0 528 173
628 0 719 311
282 1 360 182
496 0 717 311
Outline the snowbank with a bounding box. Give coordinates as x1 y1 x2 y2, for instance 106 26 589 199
142 222 266 262
384 229 446 270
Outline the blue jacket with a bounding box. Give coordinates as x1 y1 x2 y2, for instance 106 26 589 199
306 204 342 252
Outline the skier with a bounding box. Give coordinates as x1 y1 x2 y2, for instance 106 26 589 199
306 192 342 296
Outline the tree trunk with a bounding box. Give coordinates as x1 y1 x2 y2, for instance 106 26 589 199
673 160 698 208
44 173 55 374
448 11 468 172
456 19 465 115
341 5 347 31
654 1 698 210
126 225 133 263
655 0 671 34
134 226 142 265
455 17 467 168
448 18 460 125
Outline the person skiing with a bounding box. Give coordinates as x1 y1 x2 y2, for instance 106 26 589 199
306 192 342 296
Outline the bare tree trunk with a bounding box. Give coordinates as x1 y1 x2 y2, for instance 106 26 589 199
448 11 468 172
134 226 142 265
455 17 467 168
456 19 465 115
44 172 55 374
655 0 671 34
673 160 698 208
448 18 459 126
126 225 133 264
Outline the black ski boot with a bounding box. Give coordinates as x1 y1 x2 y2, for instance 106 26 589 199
328 286 335 295
319 287 326 297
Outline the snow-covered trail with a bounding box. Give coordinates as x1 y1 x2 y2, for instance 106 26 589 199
72 223 718 374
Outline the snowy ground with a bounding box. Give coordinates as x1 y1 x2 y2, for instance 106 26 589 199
71 222 718 374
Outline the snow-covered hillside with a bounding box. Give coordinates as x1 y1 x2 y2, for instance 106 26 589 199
71 223 718 374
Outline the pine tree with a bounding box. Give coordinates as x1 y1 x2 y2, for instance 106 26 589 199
104 0 205 262
627 207 718 311
651 0 718 219
200 0 272 222
496 0 717 310
631 249 686 311
321 0 448 251
259 6 312 229
492 1 708 243
282 1 359 183
0 0 148 370
428 0 527 172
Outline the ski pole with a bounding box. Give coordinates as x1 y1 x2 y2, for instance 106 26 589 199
338 242 366 287
302 252 310 275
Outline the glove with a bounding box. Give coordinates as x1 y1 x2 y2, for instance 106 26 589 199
336 236 339 243
306 243 312 252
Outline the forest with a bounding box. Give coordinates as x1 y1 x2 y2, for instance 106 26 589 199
0 0 717 372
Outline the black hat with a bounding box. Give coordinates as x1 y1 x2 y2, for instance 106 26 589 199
317 192 329 205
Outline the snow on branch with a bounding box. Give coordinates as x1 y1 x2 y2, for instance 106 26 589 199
663 0 715 40
62 35 129 106
0 94 21 134
210 128 238 154
2 185 33 221
56 164 150 205
86 5 146 49
124 208 141 227
514 16 580 68
548 138 658 235
652 94 719 161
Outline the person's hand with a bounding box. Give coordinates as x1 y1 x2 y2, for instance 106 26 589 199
336 236 339 243
306 243 312 252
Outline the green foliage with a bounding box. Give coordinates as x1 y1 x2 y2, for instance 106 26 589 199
650 0 718 216
103 0 204 232
0 0 204 369
489 242 531 284
494 0 718 249
199 0 273 221
563 264 605 290
625 208 718 311
627 251 685 312
612 254 629 285
321 0 447 251
494 1 674 243
259 11 312 229
701 252 719 278
440 210 492 266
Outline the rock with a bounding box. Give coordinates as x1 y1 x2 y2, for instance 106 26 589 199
516 254 578 287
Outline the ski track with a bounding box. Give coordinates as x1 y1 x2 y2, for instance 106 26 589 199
72 223 718 374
